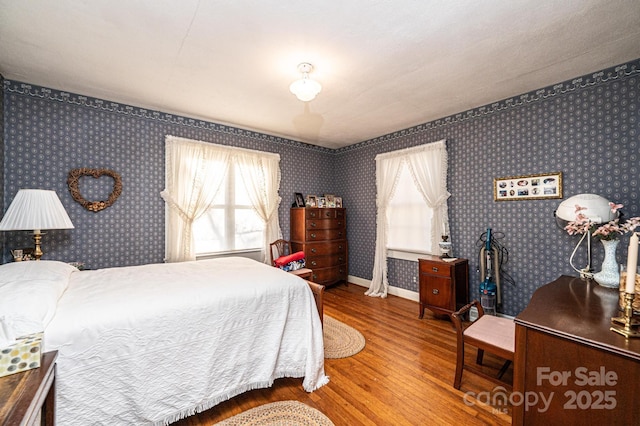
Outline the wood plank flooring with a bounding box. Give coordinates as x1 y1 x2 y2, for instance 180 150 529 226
173 283 513 425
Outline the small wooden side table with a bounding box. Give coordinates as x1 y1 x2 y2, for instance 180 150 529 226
0 350 58 425
418 255 469 318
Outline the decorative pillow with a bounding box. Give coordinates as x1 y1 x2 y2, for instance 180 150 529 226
0 261 77 338
274 251 305 267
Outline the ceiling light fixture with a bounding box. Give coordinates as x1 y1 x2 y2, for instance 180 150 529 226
289 63 322 102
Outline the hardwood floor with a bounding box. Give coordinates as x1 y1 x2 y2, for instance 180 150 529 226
173 283 513 425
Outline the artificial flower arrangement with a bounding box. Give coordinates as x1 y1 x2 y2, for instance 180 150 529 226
565 202 640 240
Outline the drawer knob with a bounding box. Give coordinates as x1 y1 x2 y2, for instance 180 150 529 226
310 212 316 218
432 267 439 272
338 232 343 237
432 289 439 295
311 248 317 253
338 221 342 226
311 233 316 238
311 261 317 266
313 274 318 280
311 222 317 227
338 257 344 262
338 245 343 250
325 211 331 217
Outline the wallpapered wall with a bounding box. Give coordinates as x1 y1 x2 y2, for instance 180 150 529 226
2 59 639 316
1 82 337 269
335 59 640 316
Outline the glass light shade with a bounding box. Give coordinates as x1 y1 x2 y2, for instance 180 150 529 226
0 189 74 231
555 193 615 225
289 77 322 102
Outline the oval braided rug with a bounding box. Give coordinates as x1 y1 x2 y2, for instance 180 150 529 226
214 400 334 425
323 315 365 359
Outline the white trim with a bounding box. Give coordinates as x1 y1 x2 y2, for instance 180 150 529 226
387 249 436 262
349 275 515 319
349 275 419 302
197 249 263 262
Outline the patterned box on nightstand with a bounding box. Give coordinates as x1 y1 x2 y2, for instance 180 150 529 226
0 332 43 377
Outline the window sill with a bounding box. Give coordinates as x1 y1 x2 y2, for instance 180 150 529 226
387 249 436 262
196 249 263 262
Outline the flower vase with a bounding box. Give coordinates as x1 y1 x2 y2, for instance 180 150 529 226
593 239 620 288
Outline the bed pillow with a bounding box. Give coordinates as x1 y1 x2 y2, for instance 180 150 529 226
0 261 77 338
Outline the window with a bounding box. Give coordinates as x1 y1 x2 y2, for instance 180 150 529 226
162 135 281 263
368 140 449 296
386 163 434 258
193 164 263 255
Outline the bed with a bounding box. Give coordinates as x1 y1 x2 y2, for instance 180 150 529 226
0 257 328 425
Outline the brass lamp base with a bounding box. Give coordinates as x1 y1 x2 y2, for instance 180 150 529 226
611 292 640 338
32 230 44 260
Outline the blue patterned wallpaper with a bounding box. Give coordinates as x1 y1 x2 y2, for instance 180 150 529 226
2 82 336 269
335 59 640 316
2 59 639 317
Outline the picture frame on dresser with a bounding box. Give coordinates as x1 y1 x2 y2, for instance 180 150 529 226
324 194 335 207
317 197 327 208
335 197 342 208
305 195 317 207
294 192 305 207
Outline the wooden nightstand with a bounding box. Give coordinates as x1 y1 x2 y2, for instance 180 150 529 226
418 255 469 318
0 350 58 425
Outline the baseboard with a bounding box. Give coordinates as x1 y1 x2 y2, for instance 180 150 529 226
348 275 514 320
348 275 419 302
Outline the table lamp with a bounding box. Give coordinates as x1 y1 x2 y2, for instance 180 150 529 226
0 189 74 260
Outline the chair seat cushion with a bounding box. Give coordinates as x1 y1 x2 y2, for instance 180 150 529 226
464 315 515 354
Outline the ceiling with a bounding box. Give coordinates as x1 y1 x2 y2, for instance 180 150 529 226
1 1 639 149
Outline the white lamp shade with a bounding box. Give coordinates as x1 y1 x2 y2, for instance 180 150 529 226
0 189 74 231
289 78 322 102
555 193 615 224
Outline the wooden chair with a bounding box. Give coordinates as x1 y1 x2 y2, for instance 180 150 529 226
450 300 515 390
269 239 313 280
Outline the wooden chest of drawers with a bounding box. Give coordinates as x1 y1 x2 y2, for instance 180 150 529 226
290 207 348 287
418 255 469 318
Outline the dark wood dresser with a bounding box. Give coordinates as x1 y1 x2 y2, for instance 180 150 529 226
513 275 640 424
290 207 348 287
418 255 469 318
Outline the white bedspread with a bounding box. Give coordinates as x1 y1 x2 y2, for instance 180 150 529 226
44 257 327 425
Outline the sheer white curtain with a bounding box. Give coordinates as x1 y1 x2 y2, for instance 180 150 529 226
366 155 404 297
161 136 229 262
367 139 449 297
406 141 451 254
161 135 282 263
236 151 283 263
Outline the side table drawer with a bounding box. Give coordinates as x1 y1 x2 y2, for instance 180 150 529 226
419 260 451 278
421 275 453 310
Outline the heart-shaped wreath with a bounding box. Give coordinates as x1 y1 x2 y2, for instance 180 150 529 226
67 168 122 212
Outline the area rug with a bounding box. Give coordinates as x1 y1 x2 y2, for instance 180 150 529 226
323 315 365 359
214 400 334 425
